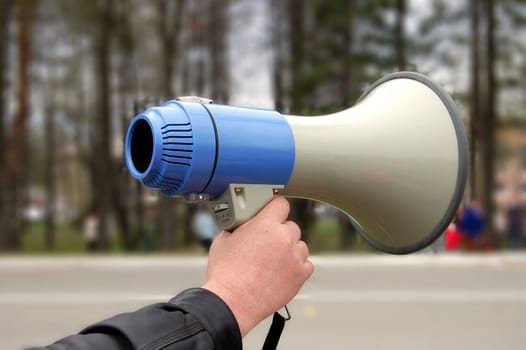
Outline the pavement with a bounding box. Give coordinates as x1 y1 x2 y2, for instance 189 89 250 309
1 253 526 349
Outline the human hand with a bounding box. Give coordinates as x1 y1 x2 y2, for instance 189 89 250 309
202 197 314 336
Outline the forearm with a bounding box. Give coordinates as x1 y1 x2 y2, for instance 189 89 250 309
25 288 241 350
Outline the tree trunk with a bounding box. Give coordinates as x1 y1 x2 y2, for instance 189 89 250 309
481 0 496 237
132 101 146 249
4 0 34 251
394 0 407 71
111 2 139 251
0 0 13 251
271 0 284 111
339 0 354 107
208 0 230 103
288 0 304 114
156 0 187 251
94 0 113 251
469 0 480 200
44 95 56 250
286 0 315 237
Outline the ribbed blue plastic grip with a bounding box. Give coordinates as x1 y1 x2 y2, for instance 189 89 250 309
124 100 295 199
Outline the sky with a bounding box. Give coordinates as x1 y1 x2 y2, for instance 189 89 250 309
229 0 274 108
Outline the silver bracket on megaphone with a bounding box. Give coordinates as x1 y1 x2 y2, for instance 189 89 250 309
176 96 214 104
206 184 285 231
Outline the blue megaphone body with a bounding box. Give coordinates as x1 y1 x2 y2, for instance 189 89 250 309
125 98 295 199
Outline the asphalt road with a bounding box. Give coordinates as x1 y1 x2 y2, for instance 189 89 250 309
1 253 526 350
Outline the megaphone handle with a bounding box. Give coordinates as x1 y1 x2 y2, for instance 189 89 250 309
206 184 285 231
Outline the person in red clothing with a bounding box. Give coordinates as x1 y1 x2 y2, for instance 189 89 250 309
507 194 525 249
445 204 464 251
445 222 462 250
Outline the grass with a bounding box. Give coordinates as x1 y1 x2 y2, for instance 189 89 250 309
20 221 139 254
17 217 373 254
20 221 86 254
306 217 373 253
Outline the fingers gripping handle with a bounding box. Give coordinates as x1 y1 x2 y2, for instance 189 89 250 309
207 184 285 231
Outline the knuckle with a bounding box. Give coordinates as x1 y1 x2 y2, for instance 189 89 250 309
274 196 290 213
287 220 300 234
298 240 309 253
284 221 301 243
305 260 315 276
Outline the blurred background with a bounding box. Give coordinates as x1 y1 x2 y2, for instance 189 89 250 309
0 0 525 254
2 1 526 349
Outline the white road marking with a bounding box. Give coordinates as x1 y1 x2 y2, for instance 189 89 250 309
1 289 526 305
1 253 526 271
0 256 209 270
295 290 526 303
0 292 172 304
309 253 526 268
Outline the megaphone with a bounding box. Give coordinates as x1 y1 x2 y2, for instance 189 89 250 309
125 72 468 254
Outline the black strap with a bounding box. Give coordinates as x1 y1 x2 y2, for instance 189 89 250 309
261 310 288 350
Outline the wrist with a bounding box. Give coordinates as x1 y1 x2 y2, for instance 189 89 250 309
202 280 260 337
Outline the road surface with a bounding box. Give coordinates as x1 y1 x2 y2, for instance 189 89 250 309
1 253 526 349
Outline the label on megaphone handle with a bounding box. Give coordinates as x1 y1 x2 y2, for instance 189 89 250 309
206 184 284 231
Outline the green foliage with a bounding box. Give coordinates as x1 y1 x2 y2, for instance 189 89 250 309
290 0 408 113
307 217 373 253
20 221 85 253
418 0 448 36
503 0 526 27
20 221 141 254
7 0 526 254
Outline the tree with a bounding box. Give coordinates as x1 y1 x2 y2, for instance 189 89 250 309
282 0 403 240
44 84 57 250
4 0 35 251
111 0 140 251
208 0 230 103
480 0 497 237
0 0 14 251
469 0 481 199
283 0 314 238
270 0 286 111
93 0 114 251
394 0 407 70
287 0 305 113
156 0 187 251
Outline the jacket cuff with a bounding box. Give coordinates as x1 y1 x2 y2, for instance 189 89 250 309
170 288 242 350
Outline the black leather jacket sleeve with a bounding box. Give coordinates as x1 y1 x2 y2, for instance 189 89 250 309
25 288 242 350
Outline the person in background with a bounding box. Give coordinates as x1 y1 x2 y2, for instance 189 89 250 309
506 194 525 249
82 212 99 253
26 197 314 350
445 204 464 251
458 198 486 251
191 205 220 251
